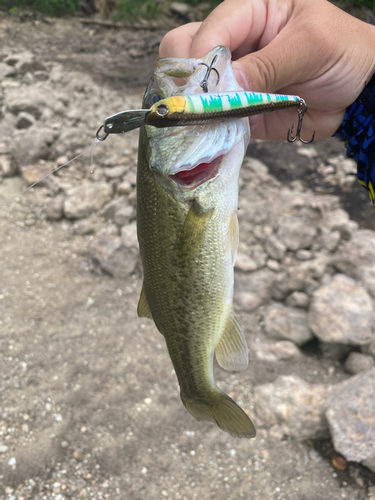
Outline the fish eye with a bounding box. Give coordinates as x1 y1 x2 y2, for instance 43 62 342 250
143 92 163 108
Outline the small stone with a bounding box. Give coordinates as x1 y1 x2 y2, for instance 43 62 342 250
121 221 138 250
251 341 302 362
60 440 68 448
8 457 16 468
344 352 374 374
264 234 286 261
73 216 100 236
170 1 191 17
254 375 333 440
264 302 313 346
101 197 135 226
266 259 280 271
308 274 373 345
331 456 348 471
235 253 258 272
117 180 132 195
80 488 88 499
0 445 9 453
285 291 310 309
104 166 127 179
74 449 84 460
89 231 138 278
296 249 313 261
0 155 16 177
234 291 261 311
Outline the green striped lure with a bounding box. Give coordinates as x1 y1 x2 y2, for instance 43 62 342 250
97 91 314 143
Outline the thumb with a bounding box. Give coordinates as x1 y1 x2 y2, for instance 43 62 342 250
232 23 326 94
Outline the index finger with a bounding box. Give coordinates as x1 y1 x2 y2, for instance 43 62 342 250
159 23 201 58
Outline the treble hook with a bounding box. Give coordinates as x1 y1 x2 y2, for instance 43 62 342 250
287 99 315 144
197 55 220 93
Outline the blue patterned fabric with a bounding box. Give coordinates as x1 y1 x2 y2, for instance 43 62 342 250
334 73 375 203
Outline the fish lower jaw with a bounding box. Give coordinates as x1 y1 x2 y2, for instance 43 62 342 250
170 156 223 190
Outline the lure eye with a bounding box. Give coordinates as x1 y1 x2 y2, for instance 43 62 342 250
143 92 163 108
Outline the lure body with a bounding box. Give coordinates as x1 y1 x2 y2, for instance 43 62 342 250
146 91 302 127
99 91 305 137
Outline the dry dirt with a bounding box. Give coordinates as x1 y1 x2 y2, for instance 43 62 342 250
0 9 374 500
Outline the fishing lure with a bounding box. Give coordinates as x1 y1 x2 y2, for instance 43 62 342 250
96 91 314 144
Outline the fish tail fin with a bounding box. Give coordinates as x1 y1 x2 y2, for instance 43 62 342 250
181 391 256 439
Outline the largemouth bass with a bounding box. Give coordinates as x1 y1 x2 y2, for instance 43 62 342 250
136 46 255 438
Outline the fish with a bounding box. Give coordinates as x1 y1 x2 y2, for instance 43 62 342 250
136 45 255 438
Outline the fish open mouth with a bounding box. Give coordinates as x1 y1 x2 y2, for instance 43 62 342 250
170 156 223 189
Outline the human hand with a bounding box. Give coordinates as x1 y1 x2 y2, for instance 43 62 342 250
159 0 375 141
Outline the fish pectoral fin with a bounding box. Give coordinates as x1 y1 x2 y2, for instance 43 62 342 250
227 210 239 266
137 286 153 320
178 201 214 260
215 310 248 372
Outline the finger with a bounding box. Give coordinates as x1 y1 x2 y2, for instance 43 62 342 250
232 18 331 95
159 23 201 58
189 0 267 59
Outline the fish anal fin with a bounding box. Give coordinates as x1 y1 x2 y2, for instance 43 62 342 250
215 310 248 372
178 201 214 260
227 210 239 265
137 285 153 320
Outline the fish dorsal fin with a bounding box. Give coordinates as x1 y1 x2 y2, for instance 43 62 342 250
137 285 153 320
227 210 239 265
215 310 248 372
178 201 214 260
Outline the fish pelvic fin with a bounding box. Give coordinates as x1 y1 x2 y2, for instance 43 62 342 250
137 285 153 320
181 391 256 439
215 310 248 372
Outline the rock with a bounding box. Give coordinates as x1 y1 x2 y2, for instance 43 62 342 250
73 216 101 236
120 222 138 250
170 1 191 17
308 274 374 345
344 352 374 374
296 249 313 261
0 445 9 453
334 229 375 297
11 128 56 165
251 341 302 362
89 231 138 278
64 182 112 219
5 84 65 120
16 111 35 129
266 259 280 271
323 209 358 239
234 291 261 311
264 302 313 346
117 180 132 195
253 375 333 440
263 234 286 261
361 339 375 358
277 217 317 251
363 457 375 473
285 291 310 309
319 228 341 253
101 197 135 227
235 268 275 305
104 166 127 179
46 195 65 221
271 265 310 300
21 163 56 187
235 253 258 272
325 368 375 464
